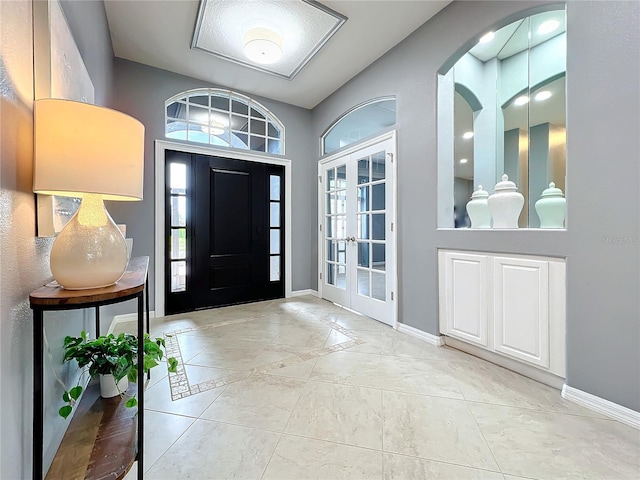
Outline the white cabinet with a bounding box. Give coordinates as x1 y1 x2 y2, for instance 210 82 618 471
439 250 565 377
442 252 489 347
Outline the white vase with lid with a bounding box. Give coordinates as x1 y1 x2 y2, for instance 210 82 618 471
535 182 566 228
488 174 524 228
466 185 491 228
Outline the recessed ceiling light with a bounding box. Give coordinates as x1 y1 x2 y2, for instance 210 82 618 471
479 31 495 44
537 19 560 35
459 158 468 164
462 131 474 139
535 90 552 101
514 95 530 106
243 27 283 65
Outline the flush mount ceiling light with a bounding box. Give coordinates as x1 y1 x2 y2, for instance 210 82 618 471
243 27 283 65
514 95 530 106
459 158 468 164
192 0 347 79
534 90 552 101
479 31 495 44
462 131 474 139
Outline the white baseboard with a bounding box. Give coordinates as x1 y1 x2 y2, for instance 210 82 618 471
444 336 565 390
107 311 156 334
562 384 640 430
288 289 319 298
396 323 444 346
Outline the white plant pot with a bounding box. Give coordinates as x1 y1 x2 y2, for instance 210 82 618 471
488 174 524 229
100 374 128 399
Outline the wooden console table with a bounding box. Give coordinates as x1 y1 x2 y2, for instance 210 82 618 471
30 256 150 480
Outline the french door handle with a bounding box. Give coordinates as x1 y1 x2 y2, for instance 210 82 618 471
348 236 356 243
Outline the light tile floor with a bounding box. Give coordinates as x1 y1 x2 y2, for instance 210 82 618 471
119 296 639 480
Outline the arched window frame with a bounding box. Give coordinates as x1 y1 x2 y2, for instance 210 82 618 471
321 96 396 155
165 88 285 155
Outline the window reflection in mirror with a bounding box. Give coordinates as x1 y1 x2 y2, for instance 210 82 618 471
445 8 566 228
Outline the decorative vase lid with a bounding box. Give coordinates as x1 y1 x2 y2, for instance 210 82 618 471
540 182 564 198
470 185 489 199
494 174 518 192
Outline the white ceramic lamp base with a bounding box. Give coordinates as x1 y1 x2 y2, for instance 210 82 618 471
50 194 128 290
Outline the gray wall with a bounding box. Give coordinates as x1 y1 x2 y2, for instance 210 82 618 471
0 0 114 477
109 59 315 317
311 0 639 411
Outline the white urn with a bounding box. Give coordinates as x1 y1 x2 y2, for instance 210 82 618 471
466 185 491 228
535 182 566 228
488 174 524 229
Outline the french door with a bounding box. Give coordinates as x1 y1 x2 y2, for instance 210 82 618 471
319 135 396 325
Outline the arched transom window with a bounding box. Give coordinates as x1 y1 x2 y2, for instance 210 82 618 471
165 89 285 155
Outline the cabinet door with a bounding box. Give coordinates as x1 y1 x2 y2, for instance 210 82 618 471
441 251 488 347
493 257 549 368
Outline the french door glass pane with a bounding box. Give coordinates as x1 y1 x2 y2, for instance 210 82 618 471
372 151 386 181
327 263 335 285
357 269 370 296
327 240 335 261
358 158 370 184
358 242 370 268
372 183 385 211
326 216 333 237
358 214 370 239
358 186 369 212
372 214 385 240
327 169 335 190
336 165 347 188
337 241 346 263
336 191 346 214
336 264 347 289
327 193 336 214
372 243 386 271
336 215 346 238
372 272 386 301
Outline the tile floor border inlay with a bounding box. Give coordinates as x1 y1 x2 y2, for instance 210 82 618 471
165 313 368 401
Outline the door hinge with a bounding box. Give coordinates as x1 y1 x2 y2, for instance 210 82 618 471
391 222 394 232
319 224 322 232
319 272 322 280
387 152 394 163
391 291 394 301
318 175 322 183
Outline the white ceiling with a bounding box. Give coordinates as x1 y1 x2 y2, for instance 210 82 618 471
104 0 451 109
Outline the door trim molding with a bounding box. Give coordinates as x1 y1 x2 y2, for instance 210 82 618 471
317 130 398 327
155 140 292 317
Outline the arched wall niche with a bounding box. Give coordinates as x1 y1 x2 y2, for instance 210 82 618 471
437 3 567 229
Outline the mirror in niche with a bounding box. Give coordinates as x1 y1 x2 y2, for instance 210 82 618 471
444 7 566 228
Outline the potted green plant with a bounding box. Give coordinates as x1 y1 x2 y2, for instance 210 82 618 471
59 331 178 419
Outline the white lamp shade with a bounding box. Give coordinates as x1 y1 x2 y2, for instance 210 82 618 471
34 98 144 201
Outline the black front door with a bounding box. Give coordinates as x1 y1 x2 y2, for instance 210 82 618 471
165 150 284 314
